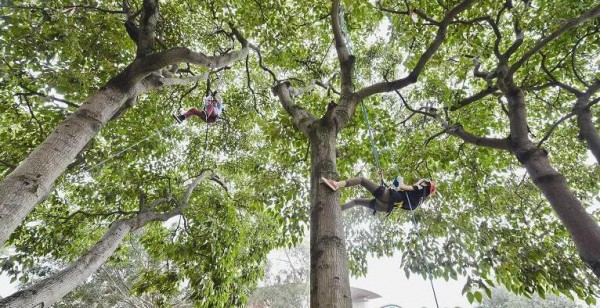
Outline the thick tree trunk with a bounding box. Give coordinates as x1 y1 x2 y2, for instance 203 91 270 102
0 83 131 247
0 172 206 306
0 43 247 247
519 148 600 276
576 108 600 163
0 221 132 307
309 123 351 307
503 78 600 276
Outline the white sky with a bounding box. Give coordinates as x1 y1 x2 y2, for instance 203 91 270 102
350 253 470 308
0 274 16 297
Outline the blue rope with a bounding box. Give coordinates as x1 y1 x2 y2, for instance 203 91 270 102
340 6 383 184
340 5 440 307
360 101 384 185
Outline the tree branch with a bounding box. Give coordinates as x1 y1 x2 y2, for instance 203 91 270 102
117 43 249 91
130 169 216 229
483 16 503 60
272 82 317 136
331 0 354 97
569 29 598 87
0 160 16 170
135 0 160 56
249 44 278 84
472 57 497 84
20 95 44 142
509 3 600 75
354 0 475 101
15 90 80 109
502 19 523 59
245 55 262 116
536 112 576 148
539 52 582 96
446 124 510 150
0 4 126 14
449 86 499 111
376 1 440 26
46 209 138 224
144 73 210 91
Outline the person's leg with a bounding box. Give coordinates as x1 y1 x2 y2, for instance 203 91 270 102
343 177 380 193
341 198 374 211
183 108 206 120
341 198 389 212
322 176 390 203
206 115 218 123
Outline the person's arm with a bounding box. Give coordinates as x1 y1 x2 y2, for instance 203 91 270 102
397 182 415 191
392 175 415 191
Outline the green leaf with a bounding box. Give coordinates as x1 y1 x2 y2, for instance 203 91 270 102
466 292 474 304
474 291 483 303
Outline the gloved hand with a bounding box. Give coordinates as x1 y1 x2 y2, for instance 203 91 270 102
392 176 403 188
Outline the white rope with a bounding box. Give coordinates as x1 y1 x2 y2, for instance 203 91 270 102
83 122 178 173
405 193 441 308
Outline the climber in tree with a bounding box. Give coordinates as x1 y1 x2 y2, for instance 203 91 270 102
320 175 436 215
173 91 223 124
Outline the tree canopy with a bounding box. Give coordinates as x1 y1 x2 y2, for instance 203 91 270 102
1 0 599 306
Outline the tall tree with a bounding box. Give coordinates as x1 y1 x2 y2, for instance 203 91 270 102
0 0 248 246
267 0 475 305
3 0 600 305
334 0 600 304
437 0 600 276
1 1 292 306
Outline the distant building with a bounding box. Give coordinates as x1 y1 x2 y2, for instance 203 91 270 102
351 287 381 308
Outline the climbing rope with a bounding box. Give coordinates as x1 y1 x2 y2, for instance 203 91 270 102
360 102 383 183
405 192 440 308
339 6 384 185
340 6 440 307
83 120 179 173
199 119 210 168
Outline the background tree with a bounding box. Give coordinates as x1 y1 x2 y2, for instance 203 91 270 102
0 0 297 306
248 242 310 308
476 287 585 308
436 0 600 278
337 0 600 305
264 0 474 305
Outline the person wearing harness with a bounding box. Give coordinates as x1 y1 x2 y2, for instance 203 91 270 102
320 176 436 215
173 91 224 124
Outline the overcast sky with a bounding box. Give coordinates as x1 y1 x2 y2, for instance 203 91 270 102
350 253 470 308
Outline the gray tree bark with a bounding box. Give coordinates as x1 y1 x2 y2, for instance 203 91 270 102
0 45 248 247
0 172 212 306
0 83 131 247
576 106 600 163
501 76 600 276
309 123 352 307
0 221 132 307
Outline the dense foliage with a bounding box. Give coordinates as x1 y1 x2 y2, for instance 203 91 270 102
1 0 599 305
